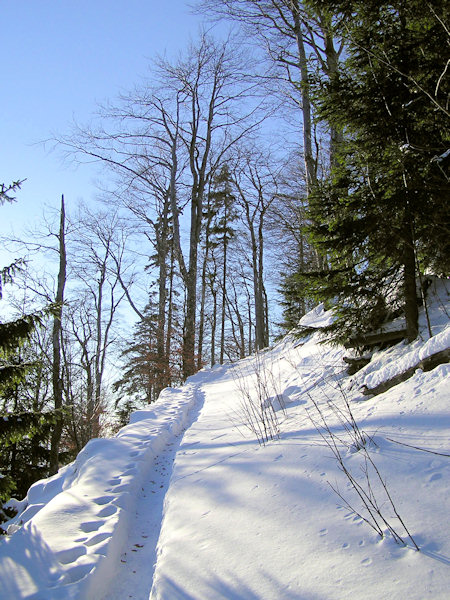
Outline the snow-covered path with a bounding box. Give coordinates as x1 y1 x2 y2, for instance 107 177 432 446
105 435 182 600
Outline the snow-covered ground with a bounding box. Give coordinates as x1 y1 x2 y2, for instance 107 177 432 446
1 279 449 599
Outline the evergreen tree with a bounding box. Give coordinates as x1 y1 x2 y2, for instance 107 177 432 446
278 270 311 332
113 306 160 407
0 182 57 510
302 0 449 343
0 340 55 506
113 297 182 411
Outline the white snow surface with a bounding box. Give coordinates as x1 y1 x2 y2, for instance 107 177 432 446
298 302 334 329
1 281 449 599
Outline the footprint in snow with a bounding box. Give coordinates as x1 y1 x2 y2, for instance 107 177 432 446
80 520 103 533
93 495 115 505
109 483 130 493
56 546 87 564
122 468 137 477
85 532 112 547
107 478 122 486
61 563 93 584
97 505 117 518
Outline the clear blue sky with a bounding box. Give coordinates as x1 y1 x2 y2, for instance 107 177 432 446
1 0 202 237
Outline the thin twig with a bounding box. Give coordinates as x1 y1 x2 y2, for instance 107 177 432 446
386 437 450 457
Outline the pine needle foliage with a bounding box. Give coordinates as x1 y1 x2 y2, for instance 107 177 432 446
0 182 58 510
300 0 450 344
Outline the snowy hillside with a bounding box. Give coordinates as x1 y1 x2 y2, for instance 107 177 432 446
0 279 449 599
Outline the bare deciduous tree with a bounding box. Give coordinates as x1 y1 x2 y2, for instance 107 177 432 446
195 0 344 193
55 32 266 380
232 151 277 350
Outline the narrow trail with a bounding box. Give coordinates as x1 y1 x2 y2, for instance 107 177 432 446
105 440 179 600
105 382 206 600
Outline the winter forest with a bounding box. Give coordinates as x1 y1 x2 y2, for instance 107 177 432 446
1 0 449 538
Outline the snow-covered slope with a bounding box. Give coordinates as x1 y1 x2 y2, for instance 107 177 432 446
1 280 449 599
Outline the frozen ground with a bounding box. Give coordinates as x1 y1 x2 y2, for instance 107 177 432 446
0 278 449 599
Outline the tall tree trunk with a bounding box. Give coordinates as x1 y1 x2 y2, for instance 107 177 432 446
258 210 269 348
292 0 316 197
182 194 202 379
403 219 418 342
324 27 344 170
154 194 170 397
228 278 246 359
250 223 265 351
85 361 94 442
198 195 215 371
49 195 66 475
165 245 175 387
156 249 167 396
248 301 253 355
219 225 228 365
92 259 106 438
198 258 208 371
210 286 218 367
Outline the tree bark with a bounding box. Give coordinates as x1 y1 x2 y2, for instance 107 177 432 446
49 195 66 475
291 0 317 197
219 213 229 365
403 223 418 342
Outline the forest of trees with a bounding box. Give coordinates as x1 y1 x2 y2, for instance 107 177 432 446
1 0 448 516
